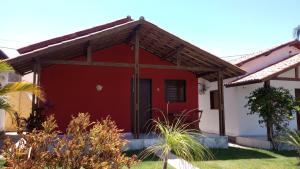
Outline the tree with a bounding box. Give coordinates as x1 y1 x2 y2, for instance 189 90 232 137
0 61 44 123
294 25 300 40
245 86 299 150
141 113 213 169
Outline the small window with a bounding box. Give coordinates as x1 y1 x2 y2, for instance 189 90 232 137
210 90 219 109
165 80 186 102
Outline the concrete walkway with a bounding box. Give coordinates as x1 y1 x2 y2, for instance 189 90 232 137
155 151 199 169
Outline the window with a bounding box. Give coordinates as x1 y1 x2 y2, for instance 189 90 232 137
210 90 219 109
165 80 186 102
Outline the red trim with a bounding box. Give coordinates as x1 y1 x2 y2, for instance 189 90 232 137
18 17 133 54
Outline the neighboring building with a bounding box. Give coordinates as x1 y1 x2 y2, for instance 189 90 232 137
7 17 244 136
199 40 300 139
0 49 31 131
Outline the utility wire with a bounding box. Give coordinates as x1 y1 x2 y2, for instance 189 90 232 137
220 53 252 58
0 46 17 50
0 38 28 43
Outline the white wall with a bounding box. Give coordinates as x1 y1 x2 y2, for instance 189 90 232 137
199 77 266 136
199 66 300 137
241 46 300 75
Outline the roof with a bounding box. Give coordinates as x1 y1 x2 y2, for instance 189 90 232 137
18 17 133 54
229 50 269 65
232 40 300 66
226 53 300 87
7 17 245 81
0 49 9 59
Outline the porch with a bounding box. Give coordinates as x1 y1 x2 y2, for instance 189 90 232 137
122 132 228 151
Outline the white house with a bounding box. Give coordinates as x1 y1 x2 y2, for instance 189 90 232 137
199 40 300 142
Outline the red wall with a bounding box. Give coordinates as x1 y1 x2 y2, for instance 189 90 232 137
41 44 198 131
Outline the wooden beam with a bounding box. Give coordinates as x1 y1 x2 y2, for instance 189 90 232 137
272 77 300 81
217 71 225 136
125 24 141 43
8 20 142 65
39 60 215 72
177 54 181 66
133 28 140 139
86 43 92 63
161 45 184 60
296 67 299 78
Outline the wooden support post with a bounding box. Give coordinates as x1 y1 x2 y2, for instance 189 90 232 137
36 61 41 107
32 63 37 111
86 43 92 64
217 71 225 136
295 67 299 78
264 81 272 141
176 54 181 66
133 29 140 139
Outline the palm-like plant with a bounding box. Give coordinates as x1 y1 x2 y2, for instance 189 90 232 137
293 25 300 40
141 112 213 169
0 61 44 116
283 129 300 161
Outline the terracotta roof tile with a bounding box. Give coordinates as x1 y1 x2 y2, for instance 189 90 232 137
18 17 133 54
230 40 300 66
227 53 300 86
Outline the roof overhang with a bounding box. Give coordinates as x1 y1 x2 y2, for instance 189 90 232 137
7 18 245 81
226 53 300 87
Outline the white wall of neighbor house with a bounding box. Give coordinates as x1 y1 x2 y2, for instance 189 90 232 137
199 67 300 136
241 46 300 74
199 78 266 136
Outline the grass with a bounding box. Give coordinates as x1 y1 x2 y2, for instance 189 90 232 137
193 146 299 169
124 150 174 169
1 147 297 169
0 160 5 167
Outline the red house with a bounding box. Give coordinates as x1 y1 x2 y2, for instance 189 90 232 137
8 17 244 137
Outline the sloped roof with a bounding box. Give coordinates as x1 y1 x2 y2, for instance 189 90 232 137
18 17 133 54
7 17 245 81
232 40 300 66
0 49 9 59
226 53 300 87
229 50 269 65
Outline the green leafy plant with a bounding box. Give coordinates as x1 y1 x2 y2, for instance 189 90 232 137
294 25 300 40
141 112 213 169
2 113 137 169
0 61 44 124
245 86 299 150
283 129 300 162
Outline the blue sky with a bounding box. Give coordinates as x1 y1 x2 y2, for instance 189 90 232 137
1 0 300 60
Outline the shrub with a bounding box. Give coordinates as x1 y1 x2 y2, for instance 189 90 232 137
141 112 213 169
2 113 137 169
245 86 299 150
283 129 300 163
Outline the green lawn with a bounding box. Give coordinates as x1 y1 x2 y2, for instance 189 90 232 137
125 150 174 169
1 147 297 169
193 147 299 169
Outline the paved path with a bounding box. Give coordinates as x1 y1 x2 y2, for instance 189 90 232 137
155 151 199 169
